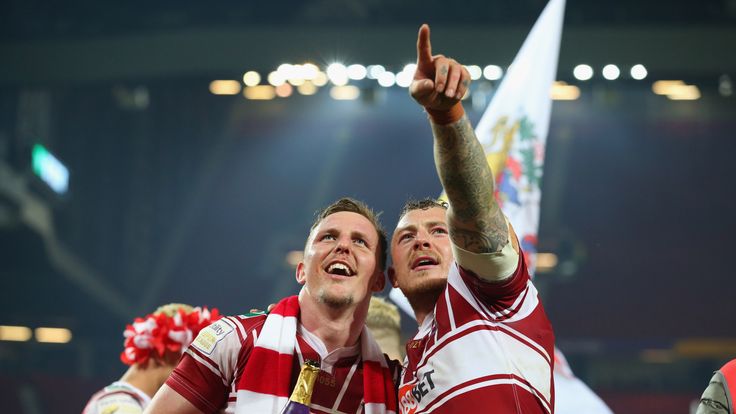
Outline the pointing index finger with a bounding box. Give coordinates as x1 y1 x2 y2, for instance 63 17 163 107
416 24 432 65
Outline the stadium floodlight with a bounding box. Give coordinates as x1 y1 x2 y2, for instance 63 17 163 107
573 64 594 81
630 64 647 80
377 72 396 87
347 64 367 80
602 64 620 80
483 65 503 80
326 63 349 86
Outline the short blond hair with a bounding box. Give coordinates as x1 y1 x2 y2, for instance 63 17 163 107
153 303 193 317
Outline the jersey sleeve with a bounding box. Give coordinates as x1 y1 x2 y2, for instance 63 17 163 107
457 249 529 307
165 316 248 413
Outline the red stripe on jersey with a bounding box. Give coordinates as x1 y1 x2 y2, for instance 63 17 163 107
167 359 225 413
457 253 527 307
188 345 228 383
363 360 398 410
415 322 551 374
472 282 529 322
400 255 554 414
417 376 550 414
237 347 293 397
225 316 246 344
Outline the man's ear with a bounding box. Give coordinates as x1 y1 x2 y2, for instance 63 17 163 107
388 266 399 288
295 261 306 285
372 271 386 292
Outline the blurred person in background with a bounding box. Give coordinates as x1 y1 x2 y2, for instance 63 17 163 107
387 24 555 413
696 359 736 414
83 304 220 414
145 198 399 414
366 296 403 361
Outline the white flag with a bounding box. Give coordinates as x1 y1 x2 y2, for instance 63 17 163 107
476 1 613 411
391 0 567 319
476 0 565 274
391 1 613 412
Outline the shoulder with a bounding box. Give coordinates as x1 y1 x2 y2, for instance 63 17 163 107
86 388 144 414
188 315 266 359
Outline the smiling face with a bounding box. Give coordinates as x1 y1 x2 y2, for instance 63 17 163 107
297 211 385 309
389 206 453 308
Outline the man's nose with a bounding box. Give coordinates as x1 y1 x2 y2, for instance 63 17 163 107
334 237 351 253
413 233 431 250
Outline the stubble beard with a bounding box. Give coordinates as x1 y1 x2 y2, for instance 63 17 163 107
402 269 448 313
317 288 354 309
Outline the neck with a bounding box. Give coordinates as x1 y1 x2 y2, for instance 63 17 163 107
119 361 175 399
298 290 369 352
407 288 443 326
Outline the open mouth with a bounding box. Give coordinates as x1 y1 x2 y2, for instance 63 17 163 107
412 256 439 270
324 261 355 277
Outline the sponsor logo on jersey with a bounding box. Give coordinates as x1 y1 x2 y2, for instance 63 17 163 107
398 370 436 414
191 319 232 355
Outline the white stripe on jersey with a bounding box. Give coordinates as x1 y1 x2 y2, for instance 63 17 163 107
310 402 351 414
443 288 456 330
495 319 551 364
224 316 248 342
364 403 397 414
234 390 289 412
416 377 551 414
254 314 298 353
410 318 552 407
447 263 539 323
333 361 359 411
187 348 229 386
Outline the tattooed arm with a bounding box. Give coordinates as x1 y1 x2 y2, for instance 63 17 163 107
410 24 512 258
430 117 510 254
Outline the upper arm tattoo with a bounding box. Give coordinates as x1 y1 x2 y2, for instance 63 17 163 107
432 116 508 253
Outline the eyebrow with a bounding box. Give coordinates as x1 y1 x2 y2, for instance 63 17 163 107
395 221 447 234
319 227 373 242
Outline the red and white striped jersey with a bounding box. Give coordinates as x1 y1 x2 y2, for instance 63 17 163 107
167 313 401 414
82 381 150 414
398 255 555 414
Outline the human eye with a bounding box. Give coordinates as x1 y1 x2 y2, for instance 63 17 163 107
353 238 367 246
431 227 448 235
399 233 414 242
321 233 336 241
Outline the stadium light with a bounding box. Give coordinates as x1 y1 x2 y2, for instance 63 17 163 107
242 71 261 86
602 64 620 80
326 63 349 86
347 64 367 80
573 64 594 81
209 80 241 95
35 327 72 344
377 72 396 87
483 65 503 80
630 64 647 80
0 325 32 342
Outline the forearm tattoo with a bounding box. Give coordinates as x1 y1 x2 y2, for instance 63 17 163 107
432 116 509 253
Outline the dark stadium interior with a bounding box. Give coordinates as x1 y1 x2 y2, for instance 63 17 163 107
1 0 735 413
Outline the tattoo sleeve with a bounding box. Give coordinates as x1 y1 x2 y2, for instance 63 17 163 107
432 115 509 253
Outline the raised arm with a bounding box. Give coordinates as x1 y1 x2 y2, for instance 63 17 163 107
410 24 510 256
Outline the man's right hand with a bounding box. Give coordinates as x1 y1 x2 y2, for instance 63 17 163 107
409 24 471 113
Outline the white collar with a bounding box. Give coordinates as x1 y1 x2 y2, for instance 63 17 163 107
297 323 360 375
413 310 435 340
